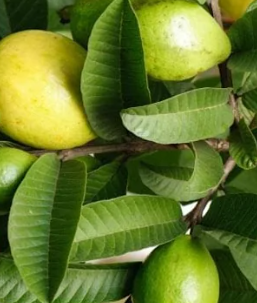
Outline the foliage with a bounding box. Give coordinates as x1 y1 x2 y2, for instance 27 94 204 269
1 0 257 302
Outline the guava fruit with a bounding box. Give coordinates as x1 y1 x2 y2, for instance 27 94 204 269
70 0 231 81
0 148 36 215
132 235 220 303
0 30 96 150
219 0 254 20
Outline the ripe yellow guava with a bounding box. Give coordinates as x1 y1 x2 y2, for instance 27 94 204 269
0 147 36 215
219 0 254 20
0 30 96 150
132 235 220 303
71 0 231 81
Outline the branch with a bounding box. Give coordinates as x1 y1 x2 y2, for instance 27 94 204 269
184 156 236 228
28 138 229 161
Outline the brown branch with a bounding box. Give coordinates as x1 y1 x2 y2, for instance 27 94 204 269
184 156 236 228
28 138 230 161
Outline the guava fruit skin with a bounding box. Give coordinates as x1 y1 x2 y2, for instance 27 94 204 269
0 148 36 214
132 235 220 303
0 30 96 150
219 0 254 20
136 0 231 81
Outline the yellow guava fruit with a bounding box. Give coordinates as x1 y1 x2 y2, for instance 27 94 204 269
219 0 254 20
0 30 96 150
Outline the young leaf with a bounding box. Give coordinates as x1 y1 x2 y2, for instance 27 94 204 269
8 155 86 303
228 8 257 72
121 88 233 144
139 141 223 202
0 0 48 38
85 160 128 203
211 250 257 303
0 256 140 303
81 0 150 141
201 194 257 291
229 119 257 169
71 195 187 261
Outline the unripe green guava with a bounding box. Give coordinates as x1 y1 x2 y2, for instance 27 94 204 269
70 0 231 81
132 235 220 303
0 148 36 215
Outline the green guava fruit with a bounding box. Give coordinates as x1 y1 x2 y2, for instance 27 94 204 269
0 30 96 150
70 0 231 81
132 235 220 303
0 148 36 215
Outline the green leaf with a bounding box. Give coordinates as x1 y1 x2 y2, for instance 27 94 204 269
8 155 86 303
228 9 257 72
81 0 150 141
237 72 257 95
139 141 223 202
75 155 101 173
242 89 257 113
211 250 257 303
201 194 257 291
225 166 257 194
85 160 128 203
229 119 257 169
0 256 139 303
121 88 233 144
0 0 48 38
71 195 186 261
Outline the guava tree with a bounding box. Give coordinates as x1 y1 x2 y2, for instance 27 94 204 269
1 0 257 303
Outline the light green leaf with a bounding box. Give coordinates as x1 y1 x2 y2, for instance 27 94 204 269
71 195 186 261
139 141 223 202
81 0 150 141
0 0 48 38
237 72 257 95
121 88 233 144
85 160 128 203
201 194 257 291
228 9 257 72
229 119 257 169
8 155 86 303
0 256 139 303
242 89 257 113
211 250 257 303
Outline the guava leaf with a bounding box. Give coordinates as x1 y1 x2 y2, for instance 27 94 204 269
228 8 257 72
201 194 257 291
242 88 257 113
0 0 48 38
121 88 233 144
81 0 150 141
229 119 257 169
70 195 186 262
85 160 128 203
211 250 257 303
237 72 257 95
8 155 86 303
0 256 139 303
224 166 257 194
127 149 195 195
139 141 223 202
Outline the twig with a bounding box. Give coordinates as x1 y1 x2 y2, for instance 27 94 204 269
28 138 230 161
184 157 236 228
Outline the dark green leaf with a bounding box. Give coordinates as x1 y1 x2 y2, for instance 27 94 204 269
81 0 150 141
71 195 186 261
0 0 48 38
202 194 257 290
139 141 223 202
121 88 233 144
8 155 86 303
85 160 128 203
229 119 257 169
211 250 257 303
0 256 139 303
228 9 257 72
